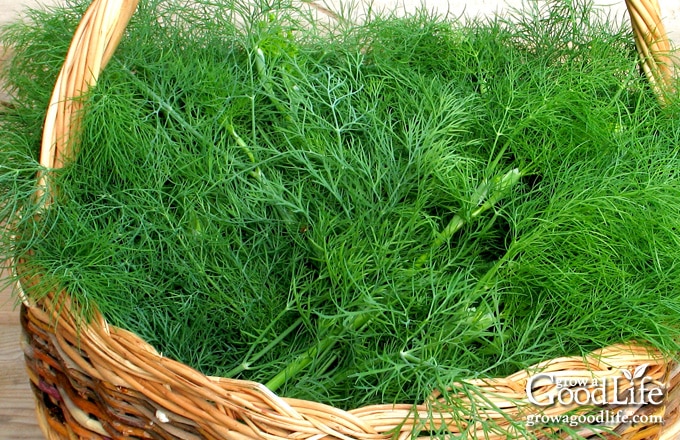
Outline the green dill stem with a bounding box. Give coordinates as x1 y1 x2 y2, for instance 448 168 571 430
474 234 531 292
265 312 372 392
226 123 263 180
227 121 296 225
473 168 524 211
119 62 213 151
415 168 523 268
254 46 291 119
254 47 270 92
224 315 303 378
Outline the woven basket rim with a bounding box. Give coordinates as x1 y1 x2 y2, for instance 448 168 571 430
20 274 680 438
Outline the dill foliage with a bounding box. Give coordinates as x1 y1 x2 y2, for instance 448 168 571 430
2 0 680 430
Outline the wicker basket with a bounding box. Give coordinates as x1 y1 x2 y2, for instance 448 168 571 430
15 0 680 438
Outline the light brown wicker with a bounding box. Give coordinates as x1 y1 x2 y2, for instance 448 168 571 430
625 0 675 104
17 0 680 438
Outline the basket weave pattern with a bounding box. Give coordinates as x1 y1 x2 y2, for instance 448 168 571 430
18 0 680 438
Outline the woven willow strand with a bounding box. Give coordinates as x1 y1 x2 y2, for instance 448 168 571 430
625 0 675 103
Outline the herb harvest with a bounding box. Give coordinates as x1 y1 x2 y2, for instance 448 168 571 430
1 0 680 437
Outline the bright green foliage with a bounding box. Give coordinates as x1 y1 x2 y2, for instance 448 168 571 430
2 0 680 437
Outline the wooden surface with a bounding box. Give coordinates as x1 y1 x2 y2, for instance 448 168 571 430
0 0 49 437
0 280 43 439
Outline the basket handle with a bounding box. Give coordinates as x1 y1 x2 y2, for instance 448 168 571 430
36 0 139 204
625 0 675 104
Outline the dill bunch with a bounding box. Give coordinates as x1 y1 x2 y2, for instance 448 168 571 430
2 0 680 434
